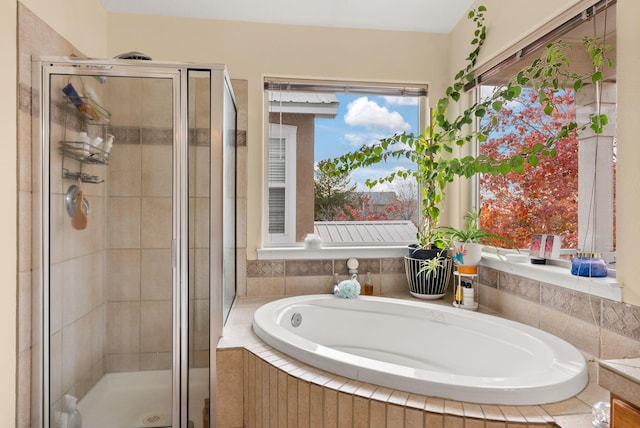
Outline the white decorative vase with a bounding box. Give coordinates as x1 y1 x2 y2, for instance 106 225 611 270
453 241 483 274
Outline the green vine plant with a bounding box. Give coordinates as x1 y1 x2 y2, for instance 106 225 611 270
320 5 612 250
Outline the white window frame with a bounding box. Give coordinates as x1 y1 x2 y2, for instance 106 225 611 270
261 78 428 251
266 123 297 244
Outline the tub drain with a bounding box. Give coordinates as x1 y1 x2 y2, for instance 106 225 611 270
291 312 302 327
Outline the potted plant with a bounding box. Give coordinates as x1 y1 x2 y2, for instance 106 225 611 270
320 6 611 297
438 209 516 274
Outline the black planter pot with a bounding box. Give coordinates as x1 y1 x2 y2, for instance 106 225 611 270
404 244 452 299
406 244 448 260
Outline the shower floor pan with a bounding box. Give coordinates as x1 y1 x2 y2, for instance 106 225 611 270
77 368 208 428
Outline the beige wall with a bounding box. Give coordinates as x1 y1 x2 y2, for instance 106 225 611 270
615 1 640 306
106 14 451 260
20 0 108 57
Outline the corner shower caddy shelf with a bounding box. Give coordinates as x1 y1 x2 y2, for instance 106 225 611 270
59 95 112 184
452 270 479 311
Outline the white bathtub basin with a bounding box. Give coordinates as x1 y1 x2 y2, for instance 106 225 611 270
252 294 588 405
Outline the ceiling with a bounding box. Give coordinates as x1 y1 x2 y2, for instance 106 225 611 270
99 0 475 33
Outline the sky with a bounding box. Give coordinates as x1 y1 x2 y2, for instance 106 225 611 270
314 94 420 191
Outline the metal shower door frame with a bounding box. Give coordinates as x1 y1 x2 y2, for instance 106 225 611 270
34 57 225 428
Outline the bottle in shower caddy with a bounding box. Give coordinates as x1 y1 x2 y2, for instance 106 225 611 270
63 394 82 428
364 271 374 295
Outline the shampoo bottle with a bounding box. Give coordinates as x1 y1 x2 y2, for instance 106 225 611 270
63 394 82 428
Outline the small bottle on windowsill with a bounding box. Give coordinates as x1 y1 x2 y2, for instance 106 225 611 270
364 271 374 295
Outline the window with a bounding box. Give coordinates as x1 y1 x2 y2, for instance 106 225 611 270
475 1 616 265
264 78 427 246
267 124 297 243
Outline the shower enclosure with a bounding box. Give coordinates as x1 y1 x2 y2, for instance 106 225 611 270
32 58 237 428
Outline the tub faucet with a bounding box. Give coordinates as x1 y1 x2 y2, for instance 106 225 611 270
332 273 340 295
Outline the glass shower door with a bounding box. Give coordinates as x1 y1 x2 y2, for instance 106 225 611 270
45 70 178 427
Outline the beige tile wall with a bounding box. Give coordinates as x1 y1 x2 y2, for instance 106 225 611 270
217 344 563 428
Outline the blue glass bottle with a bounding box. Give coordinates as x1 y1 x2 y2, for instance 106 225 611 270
571 253 608 277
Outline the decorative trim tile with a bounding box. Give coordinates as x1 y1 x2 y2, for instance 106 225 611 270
478 266 499 288
246 260 285 278
141 127 173 145
285 259 333 277
110 126 141 145
498 272 540 302
541 283 601 325
602 300 640 342
382 257 405 274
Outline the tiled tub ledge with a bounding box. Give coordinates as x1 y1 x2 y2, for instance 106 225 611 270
216 298 610 428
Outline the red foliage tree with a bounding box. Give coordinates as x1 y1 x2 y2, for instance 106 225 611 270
479 88 578 249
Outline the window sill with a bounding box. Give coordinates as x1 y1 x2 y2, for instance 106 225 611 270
257 245 409 260
480 252 622 302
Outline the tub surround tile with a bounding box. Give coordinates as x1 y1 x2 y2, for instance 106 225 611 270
287 374 298 427
285 275 334 296
286 259 334 277
369 400 386 428
425 410 444 427
381 257 405 274
371 386 394 402
578 359 610 405
216 349 244 427
297 380 311 428
499 405 528 423
602 299 640 342
540 282 601 325
496 291 540 328
323 387 338 426
386 403 404 426
388 390 410 406
339 379 363 395
425 396 445 414
601 328 640 359
479 266 499 288
539 306 600 357
352 396 369 428
552 413 594 427
309 383 324 426
444 400 465 417
498 272 541 302
462 402 485 420
517 405 556 424
338 392 353 426
405 407 424 428
540 397 592 417
481 404 505 422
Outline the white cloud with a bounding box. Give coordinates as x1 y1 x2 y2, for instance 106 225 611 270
383 96 419 106
343 132 387 148
344 97 410 132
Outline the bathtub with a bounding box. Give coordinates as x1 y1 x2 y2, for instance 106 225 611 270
252 295 588 405
76 368 208 428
